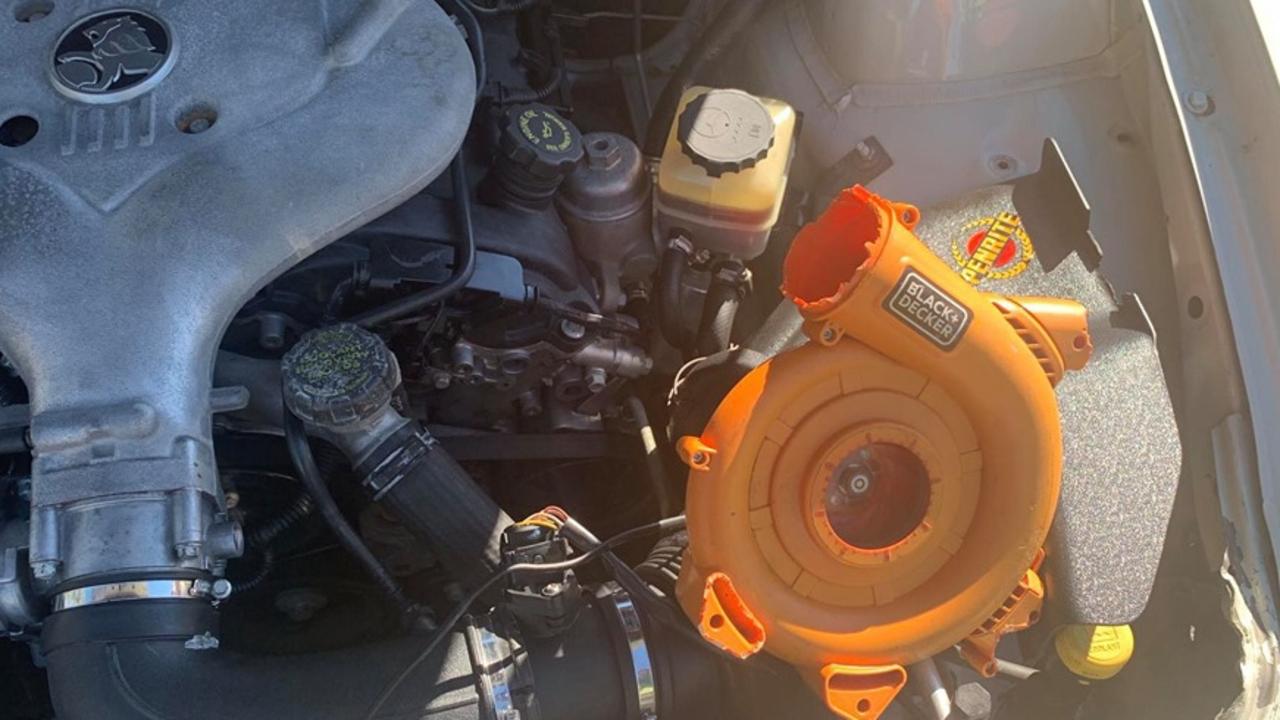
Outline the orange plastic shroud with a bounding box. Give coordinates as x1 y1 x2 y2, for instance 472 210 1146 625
676 186 1090 719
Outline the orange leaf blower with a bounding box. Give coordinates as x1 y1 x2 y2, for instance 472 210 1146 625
675 186 1092 719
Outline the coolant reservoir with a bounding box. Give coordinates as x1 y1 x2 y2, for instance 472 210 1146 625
656 86 797 258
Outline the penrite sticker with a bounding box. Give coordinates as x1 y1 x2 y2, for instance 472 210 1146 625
950 212 1035 286
883 269 972 350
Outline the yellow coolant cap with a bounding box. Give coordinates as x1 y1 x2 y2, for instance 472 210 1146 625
1055 624 1134 680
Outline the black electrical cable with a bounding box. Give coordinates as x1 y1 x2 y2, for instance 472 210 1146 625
641 0 770 157
495 12 566 105
363 514 687 720
235 492 316 594
557 516 713 653
438 0 487 92
283 409 415 615
497 65 564 105
350 157 478 328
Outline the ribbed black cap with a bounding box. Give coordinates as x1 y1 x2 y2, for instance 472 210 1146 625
677 89 775 177
492 104 584 209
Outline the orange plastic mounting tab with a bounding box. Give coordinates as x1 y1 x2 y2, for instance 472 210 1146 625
821 664 907 720
675 435 716 472
959 561 1046 677
688 572 766 659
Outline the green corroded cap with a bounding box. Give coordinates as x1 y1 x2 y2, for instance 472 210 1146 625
281 323 400 429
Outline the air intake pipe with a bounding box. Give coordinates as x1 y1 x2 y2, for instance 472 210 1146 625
280 324 512 590
41 584 721 720
674 186 1091 719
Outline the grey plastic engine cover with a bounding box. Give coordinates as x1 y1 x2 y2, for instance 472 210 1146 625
0 0 474 587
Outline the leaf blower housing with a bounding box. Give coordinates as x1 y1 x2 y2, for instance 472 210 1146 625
676 186 1092 717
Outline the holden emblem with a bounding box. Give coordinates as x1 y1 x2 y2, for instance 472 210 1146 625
52 10 174 103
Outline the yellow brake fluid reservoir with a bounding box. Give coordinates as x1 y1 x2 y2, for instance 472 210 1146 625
656 86 797 258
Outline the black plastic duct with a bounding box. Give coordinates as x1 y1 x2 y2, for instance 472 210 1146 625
42 588 721 720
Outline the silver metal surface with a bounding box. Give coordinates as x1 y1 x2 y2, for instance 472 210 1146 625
605 584 659 720
572 339 654 378
0 0 475 588
993 658 1039 680
52 579 209 611
909 657 952 720
474 622 521 720
0 522 40 630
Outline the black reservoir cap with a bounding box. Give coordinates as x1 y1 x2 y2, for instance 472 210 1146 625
677 89 775 177
492 104 584 209
281 324 400 429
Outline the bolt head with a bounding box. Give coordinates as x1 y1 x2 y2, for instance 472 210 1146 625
560 319 587 340
176 543 201 560
541 582 563 597
1185 90 1214 116
585 367 607 393
835 464 873 498
691 451 708 465
211 579 233 600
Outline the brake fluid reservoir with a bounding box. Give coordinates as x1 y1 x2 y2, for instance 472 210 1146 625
656 87 797 259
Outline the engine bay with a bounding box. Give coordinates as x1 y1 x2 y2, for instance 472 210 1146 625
0 1 1260 718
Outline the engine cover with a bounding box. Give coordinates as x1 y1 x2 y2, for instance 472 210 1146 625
0 1 475 588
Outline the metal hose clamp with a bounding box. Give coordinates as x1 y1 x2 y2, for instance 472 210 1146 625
53 579 214 612
604 583 659 720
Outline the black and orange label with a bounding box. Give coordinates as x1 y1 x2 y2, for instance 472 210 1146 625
950 212 1035 286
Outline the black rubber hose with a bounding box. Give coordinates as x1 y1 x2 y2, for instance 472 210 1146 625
695 262 746 356
625 396 674 517
39 517 719 720
284 410 414 614
356 422 513 590
39 596 678 720
0 427 26 455
462 0 539 15
350 157 478 328
499 65 563 104
636 530 687 597
641 0 770 157
657 238 693 350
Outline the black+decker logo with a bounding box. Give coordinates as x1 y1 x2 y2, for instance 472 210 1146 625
883 269 972 350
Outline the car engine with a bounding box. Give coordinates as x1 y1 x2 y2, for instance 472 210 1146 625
0 1 1251 719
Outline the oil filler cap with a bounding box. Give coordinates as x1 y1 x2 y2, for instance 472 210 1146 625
1054 624 1134 680
677 89 775 177
281 323 401 429
493 104 584 209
